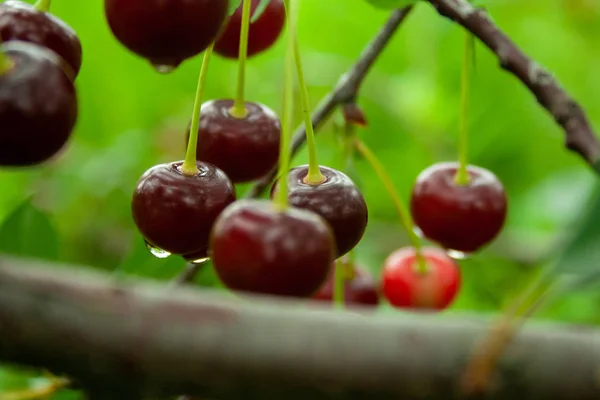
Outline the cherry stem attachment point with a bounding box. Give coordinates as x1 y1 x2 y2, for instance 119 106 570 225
333 258 345 308
34 0 52 12
181 44 214 176
293 29 324 185
274 0 297 211
354 138 428 273
455 30 474 186
230 0 252 119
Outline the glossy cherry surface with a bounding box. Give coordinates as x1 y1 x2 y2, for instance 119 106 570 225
210 199 336 297
382 247 461 310
104 0 229 69
313 262 380 307
271 165 368 258
131 161 236 258
214 0 285 59
0 0 82 77
193 99 281 183
410 162 508 253
0 41 77 166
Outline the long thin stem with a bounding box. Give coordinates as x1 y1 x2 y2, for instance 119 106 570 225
230 0 251 119
455 31 473 186
354 139 427 273
274 0 296 210
34 0 52 12
293 31 324 184
181 44 214 176
333 258 344 308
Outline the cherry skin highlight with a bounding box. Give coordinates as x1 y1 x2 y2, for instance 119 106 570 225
0 41 77 166
410 162 508 254
214 0 286 59
191 99 281 183
313 262 380 307
104 0 229 70
210 199 336 298
131 161 236 259
271 165 368 258
382 247 461 310
0 1 82 78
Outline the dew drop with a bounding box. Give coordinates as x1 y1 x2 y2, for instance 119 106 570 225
189 256 210 265
152 63 176 74
145 241 171 259
413 226 424 238
446 249 470 260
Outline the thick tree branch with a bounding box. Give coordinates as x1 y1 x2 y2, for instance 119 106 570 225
0 256 599 400
427 0 600 169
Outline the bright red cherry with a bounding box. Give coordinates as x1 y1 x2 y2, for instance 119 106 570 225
410 162 508 254
313 262 380 307
104 0 229 70
210 199 336 298
382 247 460 310
191 99 281 183
214 0 285 59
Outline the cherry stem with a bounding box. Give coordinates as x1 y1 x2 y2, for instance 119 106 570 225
0 34 12 75
354 138 428 273
454 31 474 186
181 44 214 176
293 31 324 185
333 258 345 308
274 0 297 210
230 0 252 119
34 0 52 12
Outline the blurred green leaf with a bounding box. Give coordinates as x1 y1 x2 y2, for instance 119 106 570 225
115 236 187 280
364 0 419 9
0 198 59 261
251 0 272 23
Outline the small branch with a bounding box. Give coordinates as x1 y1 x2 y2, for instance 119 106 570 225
427 0 600 169
0 256 599 400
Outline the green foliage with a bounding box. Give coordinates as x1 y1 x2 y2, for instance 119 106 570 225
365 0 419 9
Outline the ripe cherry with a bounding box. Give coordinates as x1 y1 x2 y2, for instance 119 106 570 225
191 99 281 183
210 199 336 298
104 0 229 70
271 165 368 258
131 161 236 260
0 0 82 78
382 247 461 310
214 0 286 59
410 162 508 254
313 261 380 307
0 41 77 166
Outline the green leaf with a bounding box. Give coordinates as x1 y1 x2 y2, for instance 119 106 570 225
364 0 420 9
228 0 243 16
115 236 187 280
251 0 271 23
0 198 60 261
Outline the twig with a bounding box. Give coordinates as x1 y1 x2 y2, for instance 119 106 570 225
427 0 600 169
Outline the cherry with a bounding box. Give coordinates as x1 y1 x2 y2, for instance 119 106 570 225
210 199 336 298
410 162 508 254
382 247 461 310
0 1 82 78
270 165 368 258
0 41 77 166
313 262 380 307
131 160 236 260
191 99 281 183
214 0 286 59
104 0 229 70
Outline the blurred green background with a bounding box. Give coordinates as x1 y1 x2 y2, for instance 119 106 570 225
1 0 600 395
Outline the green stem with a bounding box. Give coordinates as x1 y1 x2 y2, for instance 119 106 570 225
274 0 297 210
34 0 52 12
333 258 345 308
455 31 473 186
229 0 252 119
293 32 324 185
354 139 428 273
181 44 214 176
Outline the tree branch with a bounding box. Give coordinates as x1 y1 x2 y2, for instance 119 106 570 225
427 0 600 170
0 256 599 400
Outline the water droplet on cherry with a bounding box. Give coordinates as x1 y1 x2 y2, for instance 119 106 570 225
152 63 176 74
446 249 470 260
145 241 171 259
188 256 210 265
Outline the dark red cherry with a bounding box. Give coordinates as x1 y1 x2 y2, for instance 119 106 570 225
214 0 285 59
210 199 336 298
104 0 229 70
0 41 77 166
131 161 236 259
271 165 368 258
191 99 281 183
313 262 380 307
410 162 508 253
0 1 82 78
382 247 461 310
